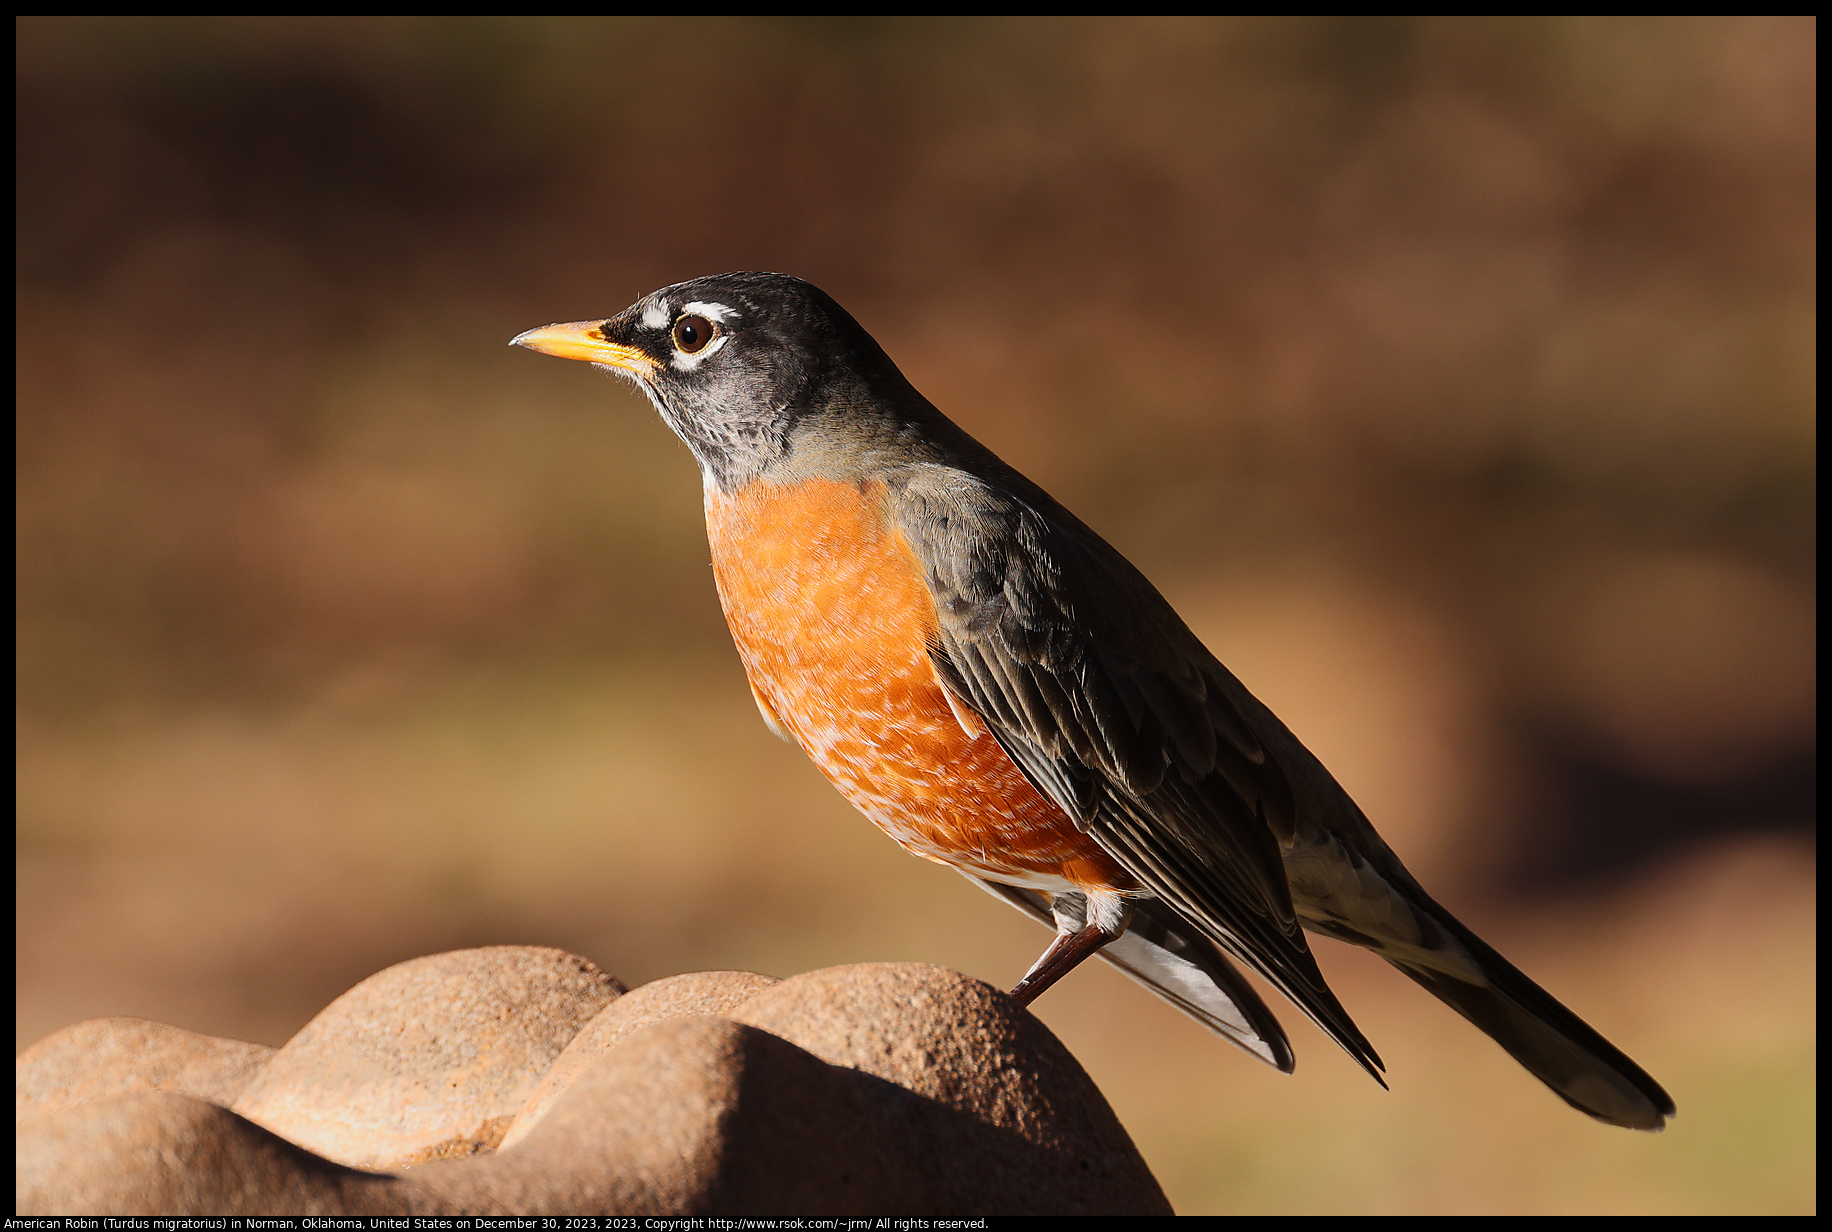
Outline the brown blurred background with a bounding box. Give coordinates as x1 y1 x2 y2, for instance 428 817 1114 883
16 17 1814 1214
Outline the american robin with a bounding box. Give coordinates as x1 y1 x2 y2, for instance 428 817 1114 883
512 272 1675 1130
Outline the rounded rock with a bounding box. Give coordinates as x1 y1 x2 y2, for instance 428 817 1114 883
17 1017 276 1123
231 946 622 1170
499 969 778 1151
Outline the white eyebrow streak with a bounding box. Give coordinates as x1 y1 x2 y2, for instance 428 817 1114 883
641 303 670 330
683 300 738 324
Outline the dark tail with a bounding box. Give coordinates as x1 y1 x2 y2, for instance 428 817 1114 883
1382 905 1675 1130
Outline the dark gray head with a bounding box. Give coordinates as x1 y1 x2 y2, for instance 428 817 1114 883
513 272 940 490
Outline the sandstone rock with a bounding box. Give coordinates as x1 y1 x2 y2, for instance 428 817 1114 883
499 969 779 1151
728 963 1172 1214
17 1090 395 1216
17 957 1171 1215
16 1023 762 1216
16 1017 276 1122
231 946 622 1170
416 1014 777 1213
425 1009 1169 1215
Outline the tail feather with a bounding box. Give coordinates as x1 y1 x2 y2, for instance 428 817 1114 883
1385 909 1675 1131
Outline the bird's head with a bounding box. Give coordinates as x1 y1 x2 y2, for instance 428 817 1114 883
513 272 931 490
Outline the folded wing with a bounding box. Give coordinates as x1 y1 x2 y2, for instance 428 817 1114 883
896 464 1383 1081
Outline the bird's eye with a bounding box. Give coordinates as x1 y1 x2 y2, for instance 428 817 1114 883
672 314 716 355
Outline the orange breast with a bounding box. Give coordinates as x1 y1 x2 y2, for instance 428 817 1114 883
704 475 1134 896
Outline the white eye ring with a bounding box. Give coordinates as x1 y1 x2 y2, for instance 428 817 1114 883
669 326 728 371
666 299 737 371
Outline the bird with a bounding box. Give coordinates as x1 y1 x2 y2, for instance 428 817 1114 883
512 272 1675 1130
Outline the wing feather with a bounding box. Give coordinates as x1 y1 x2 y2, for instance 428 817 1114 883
895 465 1382 1078
960 872 1296 1072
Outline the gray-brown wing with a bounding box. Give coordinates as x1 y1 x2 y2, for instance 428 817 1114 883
895 466 1382 1078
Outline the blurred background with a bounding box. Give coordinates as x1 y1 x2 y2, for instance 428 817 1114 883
16 16 1814 1214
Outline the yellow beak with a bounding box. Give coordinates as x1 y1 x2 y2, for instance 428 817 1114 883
510 321 657 378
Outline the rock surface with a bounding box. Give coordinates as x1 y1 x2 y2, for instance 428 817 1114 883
499 968 779 1152
15 1016 276 1122
231 946 625 1170
17 950 1171 1215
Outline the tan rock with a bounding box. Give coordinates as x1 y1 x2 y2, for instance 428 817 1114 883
17 960 1171 1215
16 1090 396 1216
429 1010 1169 1215
499 969 778 1151
17 1020 766 1216
16 1017 276 1122
231 945 622 1170
418 1014 771 1213
727 963 1171 1214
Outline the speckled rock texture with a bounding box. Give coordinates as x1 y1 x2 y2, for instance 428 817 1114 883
498 968 779 1152
230 946 626 1170
16 1016 277 1122
16 948 1172 1216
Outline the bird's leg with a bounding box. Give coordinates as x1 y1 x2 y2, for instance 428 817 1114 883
1009 891 1134 1008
